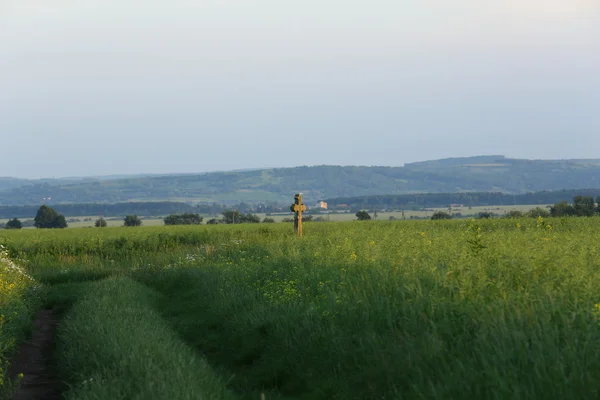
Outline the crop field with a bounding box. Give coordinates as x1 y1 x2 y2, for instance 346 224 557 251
2 217 600 399
0 204 551 229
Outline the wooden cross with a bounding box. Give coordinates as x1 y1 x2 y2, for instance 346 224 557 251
290 193 307 237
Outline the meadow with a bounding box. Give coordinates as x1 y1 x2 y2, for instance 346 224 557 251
1 217 600 399
0 204 549 228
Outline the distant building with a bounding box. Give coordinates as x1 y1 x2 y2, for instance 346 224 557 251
315 201 328 210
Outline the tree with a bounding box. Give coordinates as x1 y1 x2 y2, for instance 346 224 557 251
241 213 261 223
504 210 524 218
526 207 550 218
550 201 574 217
477 212 494 219
221 210 242 224
221 210 260 224
355 210 371 220
4 218 22 229
431 211 452 220
206 218 220 225
95 217 107 227
34 205 68 229
573 196 595 217
164 213 203 225
124 215 142 227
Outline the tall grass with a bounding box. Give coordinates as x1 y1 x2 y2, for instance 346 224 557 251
0 243 42 396
57 277 235 400
3 218 600 398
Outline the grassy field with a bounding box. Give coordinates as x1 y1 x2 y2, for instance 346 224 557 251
0 204 552 229
0 244 42 392
2 217 600 399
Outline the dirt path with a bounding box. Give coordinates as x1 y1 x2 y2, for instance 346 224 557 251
7 309 64 400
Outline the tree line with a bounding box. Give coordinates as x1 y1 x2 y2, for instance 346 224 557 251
549 196 600 217
0 201 289 220
325 189 600 211
0 202 197 219
3 207 271 229
426 196 600 220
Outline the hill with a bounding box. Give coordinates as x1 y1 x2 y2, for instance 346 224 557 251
1 156 600 205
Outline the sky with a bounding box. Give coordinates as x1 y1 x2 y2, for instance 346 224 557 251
1 0 599 179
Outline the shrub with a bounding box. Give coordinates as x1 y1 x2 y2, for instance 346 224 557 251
95 218 108 228
504 211 524 218
164 214 203 226
124 215 142 227
34 205 68 229
431 211 452 220
355 210 371 220
4 218 22 230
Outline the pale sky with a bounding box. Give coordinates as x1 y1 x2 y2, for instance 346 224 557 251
1 0 599 178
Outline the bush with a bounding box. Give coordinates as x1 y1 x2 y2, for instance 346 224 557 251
4 218 22 230
124 215 142 227
95 218 108 228
164 213 203 226
34 205 68 229
262 217 276 223
221 211 260 224
355 210 371 220
527 207 551 218
504 211 524 218
431 211 452 220
477 212 495 219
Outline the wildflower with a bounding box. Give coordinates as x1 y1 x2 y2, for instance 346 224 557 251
350 252 357 261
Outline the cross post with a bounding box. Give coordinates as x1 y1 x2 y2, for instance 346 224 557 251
290 193 307 237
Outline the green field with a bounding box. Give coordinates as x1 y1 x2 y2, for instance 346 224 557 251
2 217 600 399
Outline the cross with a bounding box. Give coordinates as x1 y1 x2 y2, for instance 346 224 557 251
290 193 307 237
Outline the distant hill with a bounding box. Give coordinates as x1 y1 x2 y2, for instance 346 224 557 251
1 156 600 205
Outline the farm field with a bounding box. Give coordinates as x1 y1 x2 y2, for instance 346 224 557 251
0 203 551 229
2 217 600 399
